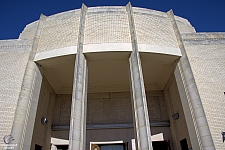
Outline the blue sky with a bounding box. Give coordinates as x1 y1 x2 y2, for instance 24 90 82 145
0 0 224 40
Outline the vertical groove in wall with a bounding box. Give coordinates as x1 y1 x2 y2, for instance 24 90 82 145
167 10 215 150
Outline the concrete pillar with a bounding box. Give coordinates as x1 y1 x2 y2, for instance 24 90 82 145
69 53 88 150
167 10 215 150
126 3 153 150
68 4 88 150
9 14 47 150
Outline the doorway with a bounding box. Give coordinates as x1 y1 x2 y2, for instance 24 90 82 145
91 143 126 150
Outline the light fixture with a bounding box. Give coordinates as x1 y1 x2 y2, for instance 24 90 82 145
41 118 48 125
172 113 179 120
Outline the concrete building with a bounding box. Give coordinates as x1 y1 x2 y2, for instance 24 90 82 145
0 3 225 150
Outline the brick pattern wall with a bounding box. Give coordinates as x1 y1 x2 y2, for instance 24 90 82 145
184 39 225 150
84 10 131 44
53 94 72 126
87 92 132 124
18 6 195 54
19 21 39 39
176 21 195 33
0 43 30 145
53 91 168 126
133 13 178 48
37 10 80 53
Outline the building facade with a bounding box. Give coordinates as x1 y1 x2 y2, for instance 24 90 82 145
0 3 225 150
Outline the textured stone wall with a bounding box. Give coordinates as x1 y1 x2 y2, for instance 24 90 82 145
37 10 80 53
133 11 178 48
17 6 195 54
87 92 132 124
183 33 225 150
19 21 39 40
0 40 31 145
84 7 130 44
53 91 168 126
53 94 72 126
176 21 195 33
164 74 191 150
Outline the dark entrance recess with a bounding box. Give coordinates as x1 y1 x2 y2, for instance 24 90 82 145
180 138 189 150
152 140 171 150
35 144 42 150
56 145 68 150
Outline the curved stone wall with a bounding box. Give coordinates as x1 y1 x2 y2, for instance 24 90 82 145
176 21 195 33
133 10 178 47
18 6 195 55
84 7 131 44
19 21 39 40
37 10 80 53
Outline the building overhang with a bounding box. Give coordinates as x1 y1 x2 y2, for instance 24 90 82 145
35 44 181 94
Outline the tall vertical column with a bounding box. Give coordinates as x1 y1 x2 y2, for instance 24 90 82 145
9 14 47 150
167 10 215 150
126 3 153 150
69 4 88 150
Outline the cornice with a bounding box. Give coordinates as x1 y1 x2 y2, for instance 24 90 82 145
181 33 225 45
182 33 225 40
0 39 32 51
0 45 31 49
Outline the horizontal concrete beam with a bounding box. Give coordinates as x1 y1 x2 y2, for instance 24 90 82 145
52 121 170 130
34 44 181 62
